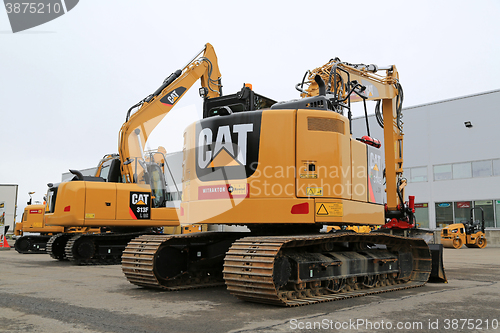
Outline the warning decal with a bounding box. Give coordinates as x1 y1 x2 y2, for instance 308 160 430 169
315 202 343 217
300 174 318 179
306 187 323 196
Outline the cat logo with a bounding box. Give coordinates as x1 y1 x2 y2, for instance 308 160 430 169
160 87 187 106
195 112 262 181
198 124 253 168
129 192 151 220
131 193 149 205
368 146 384 204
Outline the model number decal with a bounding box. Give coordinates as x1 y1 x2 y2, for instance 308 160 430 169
129 191 151 219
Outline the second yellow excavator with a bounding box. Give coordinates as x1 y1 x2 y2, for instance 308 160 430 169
14 204 99 254
44 44 221 264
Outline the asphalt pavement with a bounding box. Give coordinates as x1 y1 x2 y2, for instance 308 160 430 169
0 246 499 333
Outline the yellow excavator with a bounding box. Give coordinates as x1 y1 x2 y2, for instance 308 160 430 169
122 50 446 306
13 157 118 254
441 207 487 248
43 44 221 264
13 188 101 254
14 204 100 254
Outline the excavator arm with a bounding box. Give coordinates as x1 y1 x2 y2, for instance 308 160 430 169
118 43 222 183
300 59 408 222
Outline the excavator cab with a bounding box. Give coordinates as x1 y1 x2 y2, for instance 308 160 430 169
147 163 167 208
105 159 122 183
140 157 167 208
138 149 181 209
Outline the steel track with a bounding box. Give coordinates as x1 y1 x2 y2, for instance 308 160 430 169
122 231 432 306
14 235 51 254
46 233 71 260
65 232 147 265
223 233 431 306
122 232 241 290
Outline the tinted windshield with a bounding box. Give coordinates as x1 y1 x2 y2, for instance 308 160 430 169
98 160 113 180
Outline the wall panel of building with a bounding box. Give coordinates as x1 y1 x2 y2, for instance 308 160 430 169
352 89 500 229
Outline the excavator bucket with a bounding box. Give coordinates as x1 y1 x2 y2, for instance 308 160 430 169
428 244 447 283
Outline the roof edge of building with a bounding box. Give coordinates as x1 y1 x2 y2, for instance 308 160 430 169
353 89 500 120
404 89 500 110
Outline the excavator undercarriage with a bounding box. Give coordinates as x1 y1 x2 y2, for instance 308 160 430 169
122 232 248 289
48 230 156 265
14 235 52 254
122 231 432 306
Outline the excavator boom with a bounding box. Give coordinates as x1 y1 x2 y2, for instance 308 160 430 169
119 43 221 183
302 60 404 213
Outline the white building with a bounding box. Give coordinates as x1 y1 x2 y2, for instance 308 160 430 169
0 184 19 231
352 89 500 230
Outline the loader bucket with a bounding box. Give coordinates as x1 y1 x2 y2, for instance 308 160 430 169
428 244 447 283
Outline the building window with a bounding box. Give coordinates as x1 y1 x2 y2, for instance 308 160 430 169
433 164 452 181
493 159 500 176
452 162 472 179
474 200 495 228
414 203 429 228
435 202 453 227
410 167 428 182
454 201 472 223
472 160 492 178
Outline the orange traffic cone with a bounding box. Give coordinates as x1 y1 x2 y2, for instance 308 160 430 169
0 233 10 249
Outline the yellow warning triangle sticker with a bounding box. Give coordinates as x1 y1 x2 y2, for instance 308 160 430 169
210 149 241 168
373 164 379 171
317 204 329 215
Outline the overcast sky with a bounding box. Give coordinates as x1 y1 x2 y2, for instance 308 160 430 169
1 0 499 219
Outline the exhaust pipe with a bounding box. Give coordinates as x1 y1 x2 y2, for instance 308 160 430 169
314 75 326 96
